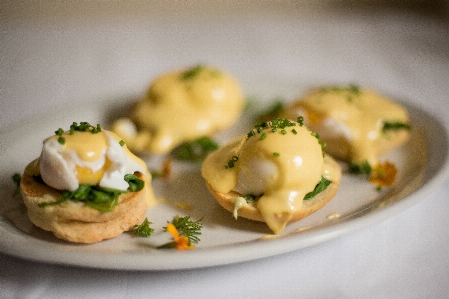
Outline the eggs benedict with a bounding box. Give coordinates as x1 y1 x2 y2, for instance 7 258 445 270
202 117 341 233
20 122 156 243
281 85 411 167
112 65 244 155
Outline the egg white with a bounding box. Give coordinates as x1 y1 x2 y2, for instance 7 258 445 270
39 131 144 192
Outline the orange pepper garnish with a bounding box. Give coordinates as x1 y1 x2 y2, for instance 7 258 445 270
369 161 397 187
166 223 195 250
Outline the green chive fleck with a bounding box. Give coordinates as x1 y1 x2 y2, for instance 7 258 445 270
244 195 255 203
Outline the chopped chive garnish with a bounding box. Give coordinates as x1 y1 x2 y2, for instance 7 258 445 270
181 65 204 80
58 136 65 144
349 161 372 175
382 121 411 133
54 128 64 136
119 140 126 146
273 152 280 157
225 156 239 169
57 122 102 136
12 173 21 196
244 195 255 203
228 116 324 169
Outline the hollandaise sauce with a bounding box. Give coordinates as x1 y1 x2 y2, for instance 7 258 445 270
292 86 410 165
38 122 156 207
113 65 244 154
202 118 341 233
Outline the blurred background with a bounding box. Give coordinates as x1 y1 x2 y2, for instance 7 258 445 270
1 0 448 129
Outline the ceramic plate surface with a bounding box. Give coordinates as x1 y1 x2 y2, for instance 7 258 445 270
1 79 448 270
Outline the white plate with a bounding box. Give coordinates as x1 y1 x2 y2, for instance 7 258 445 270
1 80 448 271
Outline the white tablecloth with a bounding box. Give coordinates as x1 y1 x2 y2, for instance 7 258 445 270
1 2 449 298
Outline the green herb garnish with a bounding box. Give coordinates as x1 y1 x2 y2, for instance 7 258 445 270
69 122 102 134
181 65 204 80
244 195 256 203
38 184 120 212
348 161 372 175
55 128 64 136
273 152 280 157
133 217 154 237
119 140 126 146
38 174 144 212
227 117 325 168
256 100 285 122
54 122 102 142
167 215 203 245
12 173 21 196
320 84 361 103
172 136 219 162
124 173 145 192
304 176 331 200
224 155 238 169
382 121 411 133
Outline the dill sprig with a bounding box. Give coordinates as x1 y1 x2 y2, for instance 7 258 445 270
167 215 203 245
133 217 154 237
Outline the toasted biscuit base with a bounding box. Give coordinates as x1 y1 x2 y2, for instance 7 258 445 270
206 155 340 228
20 160 147 243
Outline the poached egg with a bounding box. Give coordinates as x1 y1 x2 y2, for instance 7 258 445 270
39 125 149 195
202 119 341 232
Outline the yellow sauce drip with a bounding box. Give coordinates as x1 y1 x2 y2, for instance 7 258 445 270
326 212 341 220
